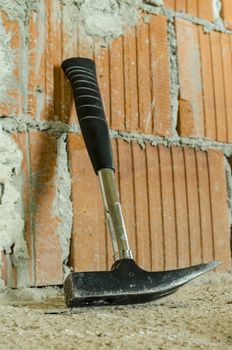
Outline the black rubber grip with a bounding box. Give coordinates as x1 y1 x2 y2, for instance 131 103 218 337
62 57 114 174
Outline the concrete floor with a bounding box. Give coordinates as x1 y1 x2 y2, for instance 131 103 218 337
0 272 231 350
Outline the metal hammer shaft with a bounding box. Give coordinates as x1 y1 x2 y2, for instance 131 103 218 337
98 168 133 261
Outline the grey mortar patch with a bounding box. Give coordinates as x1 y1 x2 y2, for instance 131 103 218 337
0 126 29 288
52 134 73 280
61 0 142 44
0 115 80 134
0 0 38 22
60 0 80 37
167 19 179 135
212 0 224 29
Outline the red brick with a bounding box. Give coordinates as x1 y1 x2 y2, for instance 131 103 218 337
25 1 64 121
177 99 196 137
1 254 17 288
117 140 137 262
95 44 111 125
184 148 202 265
176 18 204 137
186 0 198 16
67 134 107 272
221 0 232 29
199 28 232 143
159 145 178 270
198 27 216 140
71 24 94 125
176 0 186 12
29 132 63 286
176 20 232 143
61 10 79 124
150 16 172 136
210 31 227 143
110 36 125 131
27 1 64 121
131 142 151 270
221 33 232 142
24 10 173 135
76 15 173 136
164 0 175 9
136 20 152 133
196 150 214 264
146 146 165 270
1 253 7 286
106 15 172 136
45 1 63 121
123 27 139 131
187 26 232 144
171 146 190 268
27 9 45 119
208 150 231 271
68 138 231 272
197 0 214 22
27 1 91 123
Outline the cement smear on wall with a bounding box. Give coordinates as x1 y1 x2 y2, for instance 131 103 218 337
0 115 80 134
167 19 179 133
0 127 29 287
52 134 72 279
0 0 38 21
62 0 166 42
212 0 223 24
224 157 232 233
0 0 40 116
62 0 142 42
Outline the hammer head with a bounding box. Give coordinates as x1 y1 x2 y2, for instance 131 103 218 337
64 259 220 307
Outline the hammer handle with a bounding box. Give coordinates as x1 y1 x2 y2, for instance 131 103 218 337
62 57 114 174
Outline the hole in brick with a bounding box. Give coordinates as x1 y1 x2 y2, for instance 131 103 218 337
0 183 5 204
3 243 15 255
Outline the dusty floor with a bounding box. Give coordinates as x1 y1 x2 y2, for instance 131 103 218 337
0 272 231 350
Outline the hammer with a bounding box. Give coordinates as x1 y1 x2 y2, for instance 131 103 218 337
62 57 220 307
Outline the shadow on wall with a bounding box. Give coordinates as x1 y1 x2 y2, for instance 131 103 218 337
53 65 76 123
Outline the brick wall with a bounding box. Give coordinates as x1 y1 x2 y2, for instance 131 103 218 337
0 0 231 288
